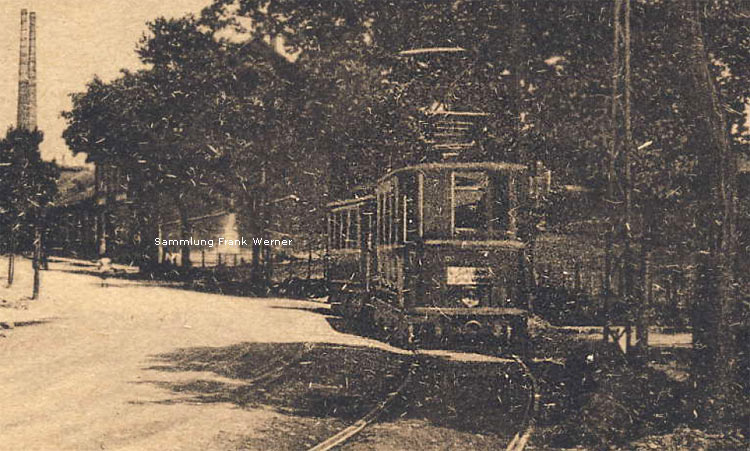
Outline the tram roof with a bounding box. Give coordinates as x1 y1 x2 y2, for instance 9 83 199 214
378 161 527 184
326 194 375 209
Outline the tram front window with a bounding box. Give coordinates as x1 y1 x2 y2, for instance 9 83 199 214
453 172 488 232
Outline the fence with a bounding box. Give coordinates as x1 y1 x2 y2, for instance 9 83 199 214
533 233 697 328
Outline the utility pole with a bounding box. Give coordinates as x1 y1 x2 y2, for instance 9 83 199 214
604 0 622 345
606 0 643 353
622 0 641 353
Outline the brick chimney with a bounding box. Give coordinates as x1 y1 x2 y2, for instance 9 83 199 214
17 9 29 129
27 11 37 130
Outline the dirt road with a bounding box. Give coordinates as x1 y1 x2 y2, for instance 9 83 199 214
0 258 401 450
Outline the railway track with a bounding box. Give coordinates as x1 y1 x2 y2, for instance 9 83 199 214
245 342 315 386
505 356 539 451
307 351 417 451
306 348 539 451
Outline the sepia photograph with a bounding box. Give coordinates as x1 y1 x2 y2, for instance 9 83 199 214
0 1 748 449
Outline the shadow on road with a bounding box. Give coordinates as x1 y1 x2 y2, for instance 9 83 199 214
136 341 528 442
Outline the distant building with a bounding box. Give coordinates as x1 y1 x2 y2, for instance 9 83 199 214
49 161 138 261
48 165 97 258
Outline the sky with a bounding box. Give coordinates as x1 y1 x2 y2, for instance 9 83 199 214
0 0 214 165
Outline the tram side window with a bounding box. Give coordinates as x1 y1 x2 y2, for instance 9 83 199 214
332 212 338 249
423 173 449 238
343 210 351 248
329 212 339 250
380 185 396 246
453 172 489 232
328 213 333 250
492 173 510 232
392 189 400 244
402 174 420 242
382 194 389 245
331 209 352 249
377 195 382 245
377 179 406 246
383 195 389 245
336 211 343 249
378 193 386 245
346 208 359 249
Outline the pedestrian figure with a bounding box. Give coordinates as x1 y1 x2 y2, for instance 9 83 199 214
97 257 112 287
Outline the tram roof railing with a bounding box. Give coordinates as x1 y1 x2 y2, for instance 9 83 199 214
378 161 527 184
326 194 375 209
398 47 466 56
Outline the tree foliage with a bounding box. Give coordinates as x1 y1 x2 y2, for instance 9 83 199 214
0 128 59 251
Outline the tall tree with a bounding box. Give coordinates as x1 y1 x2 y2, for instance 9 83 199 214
64 15 309 276
0 127 58 295
681 0 744 427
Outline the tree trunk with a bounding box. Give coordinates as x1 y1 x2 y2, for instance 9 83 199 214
7 229 15 287
96 209 107 257
175 197 191 268
683 0 739 427
136 202 160 270
635 232 652 355
41 229 49 270
7 254 14 287
250 196 262 284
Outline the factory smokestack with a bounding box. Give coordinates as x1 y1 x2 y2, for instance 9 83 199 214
27 12 37 130
17 9 29 129
16 9 37 130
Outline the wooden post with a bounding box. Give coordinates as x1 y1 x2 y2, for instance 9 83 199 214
157 224 164 264
32 227 41 299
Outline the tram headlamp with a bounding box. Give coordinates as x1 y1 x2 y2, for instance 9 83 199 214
464 320 483 333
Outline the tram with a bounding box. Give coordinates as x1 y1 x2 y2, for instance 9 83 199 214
326 161 530 349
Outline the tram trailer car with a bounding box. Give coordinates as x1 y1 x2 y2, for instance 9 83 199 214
326 195 376 317
327 162 530 350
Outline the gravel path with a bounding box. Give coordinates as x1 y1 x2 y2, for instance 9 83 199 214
0 257 401 450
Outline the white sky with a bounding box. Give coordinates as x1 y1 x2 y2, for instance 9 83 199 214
0 0 213 165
